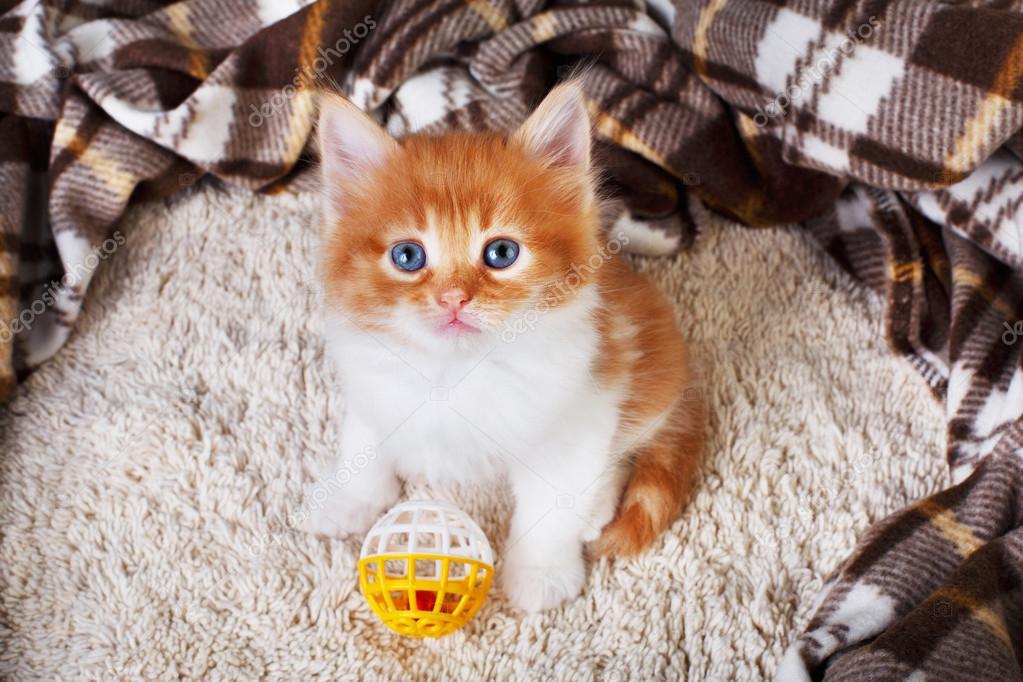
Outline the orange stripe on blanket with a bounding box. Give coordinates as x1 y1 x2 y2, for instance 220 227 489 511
297 0 328 90
943 33 1023 178
530 12 559 43
953 265 1020 320
466 0 508 32
930 586 1013 649
584 98 669 170
916 499 983 558
282 0 330 165
889 261 921 283
165 3 210 80
52 120 134 201
693 0 728 80
0 370 13 402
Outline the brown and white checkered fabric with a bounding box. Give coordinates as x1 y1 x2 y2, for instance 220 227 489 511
0 0 377 396
3 1 1023 678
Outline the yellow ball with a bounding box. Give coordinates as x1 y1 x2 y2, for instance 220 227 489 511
358 500 494 637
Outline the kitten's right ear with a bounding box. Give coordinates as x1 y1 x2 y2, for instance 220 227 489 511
317 93 398 221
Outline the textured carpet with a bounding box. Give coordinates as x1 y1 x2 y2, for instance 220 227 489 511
0 183 948 679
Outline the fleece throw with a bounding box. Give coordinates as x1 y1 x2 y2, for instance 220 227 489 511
2 0 1023 678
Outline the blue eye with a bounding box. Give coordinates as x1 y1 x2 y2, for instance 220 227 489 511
483 239 520 269
390 242 426 272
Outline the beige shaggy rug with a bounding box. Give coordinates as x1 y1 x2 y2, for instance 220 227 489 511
0 183 948 680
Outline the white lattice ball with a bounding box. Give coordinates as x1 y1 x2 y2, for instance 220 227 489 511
357 499 494 637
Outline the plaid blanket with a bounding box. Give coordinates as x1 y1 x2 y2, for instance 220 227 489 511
3 0 1023 677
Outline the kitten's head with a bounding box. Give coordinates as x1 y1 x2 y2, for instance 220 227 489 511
317 83 601 349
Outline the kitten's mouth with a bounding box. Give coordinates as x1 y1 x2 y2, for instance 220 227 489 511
438 315 480 335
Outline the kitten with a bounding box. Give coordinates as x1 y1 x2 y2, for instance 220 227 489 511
307 82 704 612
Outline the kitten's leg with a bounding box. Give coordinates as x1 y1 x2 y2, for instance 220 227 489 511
500 422 622 612
579 464 629 543
302 411 400 538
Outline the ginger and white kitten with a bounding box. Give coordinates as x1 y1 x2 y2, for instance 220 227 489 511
306 82 704 612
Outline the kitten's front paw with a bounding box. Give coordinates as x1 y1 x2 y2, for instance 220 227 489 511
501 547 585 612
301 490 388 539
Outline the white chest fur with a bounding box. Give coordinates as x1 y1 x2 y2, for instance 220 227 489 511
323 291 617 486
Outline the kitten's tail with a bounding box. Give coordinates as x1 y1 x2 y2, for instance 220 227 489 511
592 394 705 557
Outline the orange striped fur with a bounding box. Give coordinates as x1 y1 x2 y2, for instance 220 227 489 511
590 258 705 556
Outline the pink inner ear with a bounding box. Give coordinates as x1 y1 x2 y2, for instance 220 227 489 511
516 84 591 170
537 115 588 168
322 118 388 178
318 96 397 184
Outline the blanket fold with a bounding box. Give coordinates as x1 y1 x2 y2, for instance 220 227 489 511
3 0 1023 678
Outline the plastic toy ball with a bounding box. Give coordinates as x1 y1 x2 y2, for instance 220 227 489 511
358 499 494 638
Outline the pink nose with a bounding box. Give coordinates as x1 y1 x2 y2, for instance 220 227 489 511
438 288 471 312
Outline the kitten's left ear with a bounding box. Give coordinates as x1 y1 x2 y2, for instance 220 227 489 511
317 92 398 221
512 81 591 172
